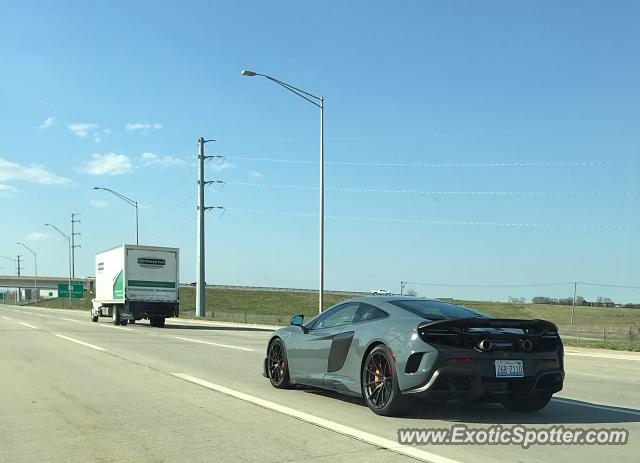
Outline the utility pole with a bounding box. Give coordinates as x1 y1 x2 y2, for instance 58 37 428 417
71 213 81 278
400 281 407 296
16 254 22 302
571 282 577 324
196 137 223 318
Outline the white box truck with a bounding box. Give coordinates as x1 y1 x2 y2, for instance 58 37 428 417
91 245 179 327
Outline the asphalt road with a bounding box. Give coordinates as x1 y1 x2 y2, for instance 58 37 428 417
1 303 638 463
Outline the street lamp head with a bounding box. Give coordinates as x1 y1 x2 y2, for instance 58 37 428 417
241 70 257 77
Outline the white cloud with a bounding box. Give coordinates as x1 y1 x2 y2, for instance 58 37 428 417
69 122 99 138
26 232 49 242
249 171 264 178
90 199 109 208
38 116 56 129
0 158 70 185
94 136 102 144
81 153 133 175
0 184 16 198
139 152 185 167
210 160 234 173
126 122 162 131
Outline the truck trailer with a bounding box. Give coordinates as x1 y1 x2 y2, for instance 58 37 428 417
91 245 179 327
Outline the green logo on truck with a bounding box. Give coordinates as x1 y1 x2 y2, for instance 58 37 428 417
113 270 124 299
128 280 175 288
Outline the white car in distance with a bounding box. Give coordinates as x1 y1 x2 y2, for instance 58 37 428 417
371 289 391 296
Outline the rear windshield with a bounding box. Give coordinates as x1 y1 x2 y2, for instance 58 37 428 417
389 299 486 321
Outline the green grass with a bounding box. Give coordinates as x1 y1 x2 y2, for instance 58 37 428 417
26 286 640 327
23 286 640 350
178 287 361 319
449 299 640 326
563 338 640 352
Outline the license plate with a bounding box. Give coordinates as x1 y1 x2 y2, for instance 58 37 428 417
495 360 524 378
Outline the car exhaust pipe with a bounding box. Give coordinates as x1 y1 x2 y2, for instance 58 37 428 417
520 339 533 352
477 339 492 352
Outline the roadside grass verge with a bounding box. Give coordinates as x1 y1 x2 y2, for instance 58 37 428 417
563 338 640 352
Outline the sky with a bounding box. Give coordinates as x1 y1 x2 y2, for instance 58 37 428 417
1 0 639 303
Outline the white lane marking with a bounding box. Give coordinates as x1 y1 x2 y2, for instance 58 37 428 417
54 334 107 352
61 317 82 323
552 398 640 417
98 323 133 331
565 351 640 362
1 316 11 320
18 321 39 329
173 336 255 352
173 373 461 463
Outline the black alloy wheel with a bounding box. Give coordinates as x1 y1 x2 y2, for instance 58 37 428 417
362 345 409 416
267 339 291 388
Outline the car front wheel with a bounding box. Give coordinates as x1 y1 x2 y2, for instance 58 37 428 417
267 339 291 389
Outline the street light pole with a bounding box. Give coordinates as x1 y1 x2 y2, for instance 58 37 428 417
241 69 325 313
92 187 139 245
45 223 72 307
17 243 37 303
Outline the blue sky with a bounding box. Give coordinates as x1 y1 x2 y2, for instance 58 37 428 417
1 0 639 302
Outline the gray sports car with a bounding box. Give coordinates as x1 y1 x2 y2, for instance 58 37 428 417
263 296 564 416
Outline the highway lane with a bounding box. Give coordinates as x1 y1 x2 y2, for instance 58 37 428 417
1 304 638 463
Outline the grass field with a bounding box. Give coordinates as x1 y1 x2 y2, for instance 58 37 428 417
27 286 640 326
563 339 640 352
22 286 640 350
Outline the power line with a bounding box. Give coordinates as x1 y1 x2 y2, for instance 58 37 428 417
579 282 640 290
147 191 196 223
406 281 573 288
227 181 640 196
226 207 640 230
225 156 632 168
143 171 193 207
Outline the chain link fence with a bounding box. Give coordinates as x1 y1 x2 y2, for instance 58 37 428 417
558 324 640 342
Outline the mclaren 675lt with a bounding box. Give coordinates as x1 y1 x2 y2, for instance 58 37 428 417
263 296 564 416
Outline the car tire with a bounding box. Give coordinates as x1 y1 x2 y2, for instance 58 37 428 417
361 345 409 416
150 317 165 328
129 319 136 324
267 338 292 389
501 393 552 412
112 306 121 325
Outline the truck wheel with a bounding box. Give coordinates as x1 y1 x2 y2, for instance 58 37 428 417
91 309 99 322
112 306 121 325
150 317 165 328
129 319 136 325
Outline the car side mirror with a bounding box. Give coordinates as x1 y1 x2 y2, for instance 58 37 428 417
290 314 304 326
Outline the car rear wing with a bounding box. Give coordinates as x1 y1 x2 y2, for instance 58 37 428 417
418 317 558 336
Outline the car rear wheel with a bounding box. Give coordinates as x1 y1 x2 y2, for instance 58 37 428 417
501 393 552 412
267 339 291 389
150 317 165 328
362 345 409 416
